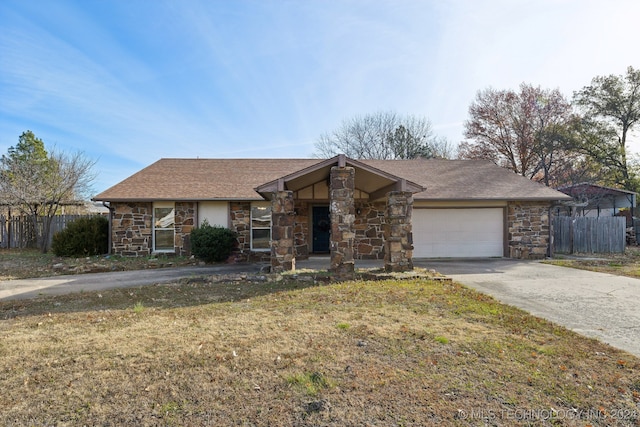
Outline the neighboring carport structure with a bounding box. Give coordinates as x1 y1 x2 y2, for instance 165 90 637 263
256 154 425 279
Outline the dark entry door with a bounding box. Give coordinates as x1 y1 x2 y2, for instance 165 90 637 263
312 206 330 253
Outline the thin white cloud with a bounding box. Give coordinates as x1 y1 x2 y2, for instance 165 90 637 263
1 0 638 191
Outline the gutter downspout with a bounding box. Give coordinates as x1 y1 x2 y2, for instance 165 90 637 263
102 202 115 255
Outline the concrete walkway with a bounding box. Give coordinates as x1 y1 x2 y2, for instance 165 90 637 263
2 257 639 358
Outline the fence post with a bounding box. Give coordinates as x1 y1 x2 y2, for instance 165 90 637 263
569 217 574 254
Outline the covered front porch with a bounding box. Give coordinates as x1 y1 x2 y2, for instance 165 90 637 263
255 155 425 280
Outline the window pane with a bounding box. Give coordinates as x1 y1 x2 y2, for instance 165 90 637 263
155 229 174 251
251 206 271 228
155 208 175 228
252 229 270 249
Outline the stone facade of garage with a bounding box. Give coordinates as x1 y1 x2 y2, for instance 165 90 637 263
507 201 551 259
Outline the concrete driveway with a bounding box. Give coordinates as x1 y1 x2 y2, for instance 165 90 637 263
417 259 640 358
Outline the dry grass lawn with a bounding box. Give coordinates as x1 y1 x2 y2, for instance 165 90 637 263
547 247 640 279
1 275 639 426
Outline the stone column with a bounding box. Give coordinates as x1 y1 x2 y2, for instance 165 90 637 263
271 191 295 272
384 191 414 272
330 166 355 281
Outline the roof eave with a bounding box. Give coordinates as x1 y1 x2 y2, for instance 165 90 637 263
413 196 573 202
92 197 268 203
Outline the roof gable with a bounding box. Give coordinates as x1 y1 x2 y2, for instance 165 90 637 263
255 155 425 200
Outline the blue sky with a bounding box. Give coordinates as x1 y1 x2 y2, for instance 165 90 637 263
1 0 639 195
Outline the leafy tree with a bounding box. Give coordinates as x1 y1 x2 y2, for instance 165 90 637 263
460 83 576 186
314 111 453 159
0 131 96 252
572 66 640 191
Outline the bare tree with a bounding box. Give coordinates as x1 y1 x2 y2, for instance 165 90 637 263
314 111 453 159
460 84 576 186
0 131 97 252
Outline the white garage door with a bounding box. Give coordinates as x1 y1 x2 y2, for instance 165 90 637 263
413 208 504 258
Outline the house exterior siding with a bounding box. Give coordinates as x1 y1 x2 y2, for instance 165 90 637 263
108 200 552 261
110 200 305 260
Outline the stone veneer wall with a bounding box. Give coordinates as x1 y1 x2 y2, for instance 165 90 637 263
111 202 196 257
294 201 309 259
354 202 386 259
111 202 152 256
229 201 271 262
174 202 196 256
507 201 551 259
285 201 385 260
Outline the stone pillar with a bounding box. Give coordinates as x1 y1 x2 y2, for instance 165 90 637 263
330 166 355 281
384 191 414 272
271 191 295 272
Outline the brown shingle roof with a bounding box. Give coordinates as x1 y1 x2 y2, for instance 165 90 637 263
361 159 571 201
93 158 570 202
93 159 321 201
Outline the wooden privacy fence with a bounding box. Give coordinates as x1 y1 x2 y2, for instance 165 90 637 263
553 216 626 254
0 215 98 250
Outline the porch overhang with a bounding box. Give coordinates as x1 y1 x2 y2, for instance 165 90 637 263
254 154 425 200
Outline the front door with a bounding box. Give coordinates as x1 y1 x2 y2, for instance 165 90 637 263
312 206 330 253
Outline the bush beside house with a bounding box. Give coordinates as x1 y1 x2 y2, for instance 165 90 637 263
52 216 109 257
190 220 237 263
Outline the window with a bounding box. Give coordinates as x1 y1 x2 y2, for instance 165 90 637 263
154 203 175 252
251 203 271 250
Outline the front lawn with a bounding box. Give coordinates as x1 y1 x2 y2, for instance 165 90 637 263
1 276 638 426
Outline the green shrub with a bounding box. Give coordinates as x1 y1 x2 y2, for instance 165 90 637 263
190 220 237 263
52 216 109 257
